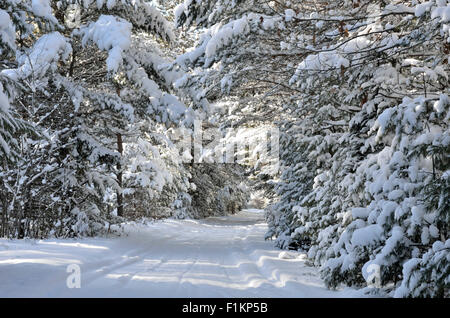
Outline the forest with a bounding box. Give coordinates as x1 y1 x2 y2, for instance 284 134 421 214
0 0 448 298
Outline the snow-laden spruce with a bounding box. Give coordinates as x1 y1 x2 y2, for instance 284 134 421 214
1 0 448 298
0 0 249 239
175 0 449 297
284 1 449 297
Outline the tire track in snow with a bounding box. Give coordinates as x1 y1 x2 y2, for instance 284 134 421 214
79 230 179 288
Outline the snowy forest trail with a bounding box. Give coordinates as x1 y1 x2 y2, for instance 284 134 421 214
0 210 358 297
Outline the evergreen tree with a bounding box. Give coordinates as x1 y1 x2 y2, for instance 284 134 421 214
176 0 449 296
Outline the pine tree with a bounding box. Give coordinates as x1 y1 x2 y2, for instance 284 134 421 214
0 0 251 238
176 0 449 296
0 0 191 237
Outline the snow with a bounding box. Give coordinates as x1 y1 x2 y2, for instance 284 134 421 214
32 0 51 16
393 258 420 298
285 9 296 22
429 225 439 238
174 2 186 22
1 32 72 80
431 3 450 22
163 94 187 121
433 94 449 113
351 207 369 219
81 15 132 73
96 0 105 9
0 210 359 297
106 0 116 10
0 9 15 53
278 251 301 260
32 0 58 24
0 82 12 156
205 16 249 58
361 260 378 282
0 83 10 113
351 224 383 246
394 239 450 297
179 12 282 66
415 2 433 17
373 226 404 266
377 107 394 132
383 3 415 14
290 51 349 84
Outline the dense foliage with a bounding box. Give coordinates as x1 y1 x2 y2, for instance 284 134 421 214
174 0 449 297
0 0 248 239
1 0 448 297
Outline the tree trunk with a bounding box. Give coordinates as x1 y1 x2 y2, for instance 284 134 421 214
116 133 124 217
1 194 7 237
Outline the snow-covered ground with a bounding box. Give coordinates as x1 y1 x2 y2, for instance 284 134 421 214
0 209 361 297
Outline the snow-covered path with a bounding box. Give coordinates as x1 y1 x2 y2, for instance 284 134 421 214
0 209 357 297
